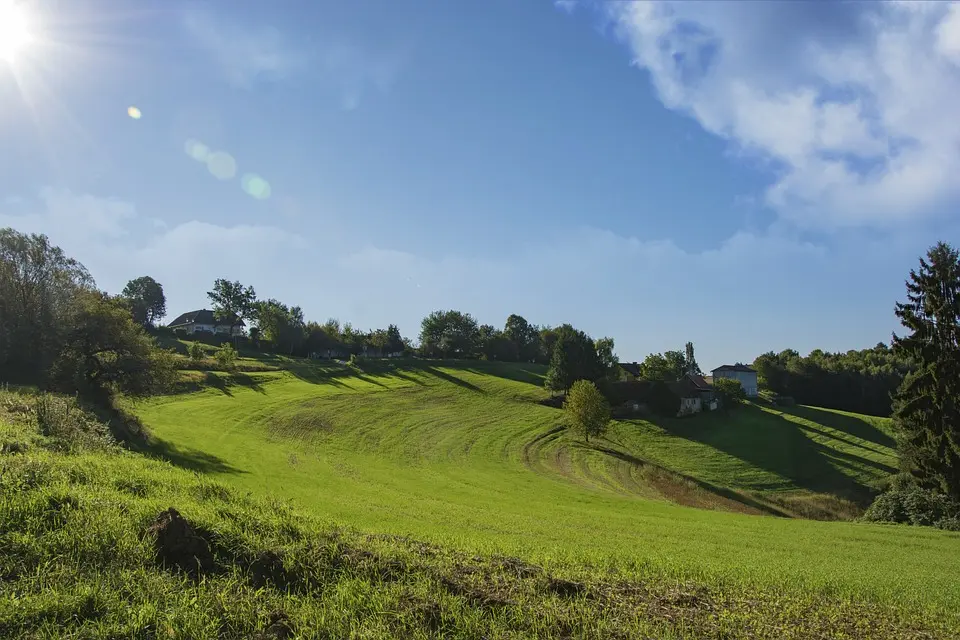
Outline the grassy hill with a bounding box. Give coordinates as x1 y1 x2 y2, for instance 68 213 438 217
3 388 954 639
109 358 960 628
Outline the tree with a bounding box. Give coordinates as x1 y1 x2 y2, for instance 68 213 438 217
0 228 94 380
713 378 746 408
504 314 539 362
419 310 480 358
50 291 176 397
638 350 688 382
255 299 305 355
664 350 688 380
685 342 702 376
638 353 672 381
751 346 909 416
206 279 256 338
595 337 618 380
386 324 404 354
892 242 960 499
121 276 166 327
564 380 610 443
545 339 572 394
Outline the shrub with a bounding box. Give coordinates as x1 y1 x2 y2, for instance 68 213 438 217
34 393 113 451
348 353 360 367
214 343 238 370
713 378 746 408
564 380 610 443
861 486 960 530
187 341 205 361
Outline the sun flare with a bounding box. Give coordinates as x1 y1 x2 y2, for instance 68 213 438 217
0 1 33 62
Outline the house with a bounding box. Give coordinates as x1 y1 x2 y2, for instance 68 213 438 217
668 373 719 415
711 363 758 397
167 309 245 336
618 362 642 379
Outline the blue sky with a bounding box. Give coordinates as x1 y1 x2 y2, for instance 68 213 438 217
3 0 960 369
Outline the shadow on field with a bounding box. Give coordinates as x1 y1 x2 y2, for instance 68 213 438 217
653 405 881 505
284 359 494 393
465 363 546 387
176 372 267 396
779 405 896 449
142 437 247 475
585 442 790 517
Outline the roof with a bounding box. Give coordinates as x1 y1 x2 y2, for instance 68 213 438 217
668 376 703 398
712 364 756 373
167 309 245 328
618 362 642 378
687 374 712 391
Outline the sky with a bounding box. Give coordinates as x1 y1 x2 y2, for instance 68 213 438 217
2 0 960 370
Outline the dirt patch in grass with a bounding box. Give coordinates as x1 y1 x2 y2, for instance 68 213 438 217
145 508 214 578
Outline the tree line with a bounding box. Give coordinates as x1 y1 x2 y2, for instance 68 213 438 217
0 229 175 399
751 345 911 417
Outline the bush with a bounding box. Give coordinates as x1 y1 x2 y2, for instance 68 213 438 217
861 486 960 530
713 378 746 408
348 353 360 367
187 341 205 361
214 343 238 370
34 393 113 451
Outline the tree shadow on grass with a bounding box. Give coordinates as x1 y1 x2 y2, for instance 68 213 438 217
464 362 546 387
583 442 791 517
418 365 486 394
651 404 883 506
140 437 247 475
780 404 896 449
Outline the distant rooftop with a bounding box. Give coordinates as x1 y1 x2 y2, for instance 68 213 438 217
711 364 756 373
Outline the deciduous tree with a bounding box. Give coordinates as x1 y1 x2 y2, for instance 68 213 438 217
206 279 256 337
564 380 610 443
0 228 94 380
121 276 166 327
51 291 176 397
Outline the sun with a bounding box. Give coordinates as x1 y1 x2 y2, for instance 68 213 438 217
0 1 33 62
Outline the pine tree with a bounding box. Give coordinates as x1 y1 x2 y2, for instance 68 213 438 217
545 340 571 394
892 242 960 499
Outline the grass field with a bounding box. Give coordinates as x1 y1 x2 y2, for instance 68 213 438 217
120 358 960 629
4 390 954 639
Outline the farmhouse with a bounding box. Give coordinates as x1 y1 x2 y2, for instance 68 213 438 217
668 374 718 415
167 309 245 336
711 363 758 397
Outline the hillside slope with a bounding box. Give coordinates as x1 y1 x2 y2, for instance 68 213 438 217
126 359 960 620
2 389 954 639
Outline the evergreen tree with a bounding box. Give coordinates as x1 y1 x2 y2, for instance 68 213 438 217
685 342 702 376
892 242 960 499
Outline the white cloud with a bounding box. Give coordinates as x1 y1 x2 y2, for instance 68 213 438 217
0 190 303 314
0 188 916 368
555 0 578 15
606 1 960 228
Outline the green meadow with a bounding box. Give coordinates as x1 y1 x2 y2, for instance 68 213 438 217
127 359 959 620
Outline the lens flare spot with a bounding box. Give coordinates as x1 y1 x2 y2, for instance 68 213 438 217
206 151 237 180
184 139 211 162
127 106 142 120
241 173 272 200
